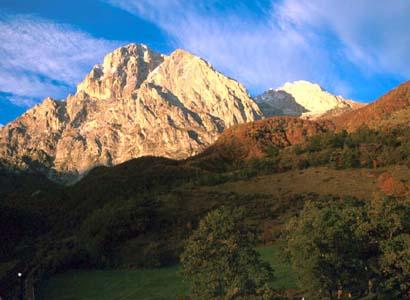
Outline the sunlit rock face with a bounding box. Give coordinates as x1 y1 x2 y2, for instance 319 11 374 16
77 44 165 100
0 97 68 179
0 44 262 182
147 49 261 127
255 80 365 119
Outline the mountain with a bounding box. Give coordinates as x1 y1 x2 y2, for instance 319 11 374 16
254 90 308 117
332 81 410 131
255 80 365 118
0 44 262 182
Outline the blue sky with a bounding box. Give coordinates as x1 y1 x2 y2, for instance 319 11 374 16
0 0 409 125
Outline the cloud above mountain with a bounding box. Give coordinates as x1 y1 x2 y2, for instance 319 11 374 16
275 1 410 77
0 13 122 108
106 0 410 98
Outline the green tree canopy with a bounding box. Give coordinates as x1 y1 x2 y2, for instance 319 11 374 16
367 195 410 298
284 195 410 299
284 197 370 298
180 207 275 300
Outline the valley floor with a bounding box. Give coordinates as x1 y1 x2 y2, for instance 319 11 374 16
37 245 295 300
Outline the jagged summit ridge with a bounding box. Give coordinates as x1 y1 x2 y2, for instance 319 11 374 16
0 44 262 182
77 43 165 99
256 80 365 118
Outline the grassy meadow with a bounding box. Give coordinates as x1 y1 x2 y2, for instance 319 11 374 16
37 244 295 300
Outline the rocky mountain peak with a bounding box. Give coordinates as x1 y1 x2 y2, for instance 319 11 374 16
277 80 351 115
0 44 262 182
256 80 365 119
147 48 261 127
77 43 165 99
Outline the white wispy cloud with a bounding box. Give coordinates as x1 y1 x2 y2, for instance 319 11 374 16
274 0 410 77
0 13 123 107
3 95 38 108
106 0 410 97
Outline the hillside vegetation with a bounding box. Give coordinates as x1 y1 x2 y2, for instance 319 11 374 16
1 81 410 299
1 121 409 299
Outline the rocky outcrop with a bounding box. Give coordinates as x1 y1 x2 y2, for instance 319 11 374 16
0 44 262 182
255 80 365 119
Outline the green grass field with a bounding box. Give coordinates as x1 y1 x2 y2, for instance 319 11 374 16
37 244 296 300
258 244 296 290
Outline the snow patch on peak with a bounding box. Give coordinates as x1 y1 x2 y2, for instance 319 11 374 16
257 80 366 119
279 80 326 93
274 80 351 116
